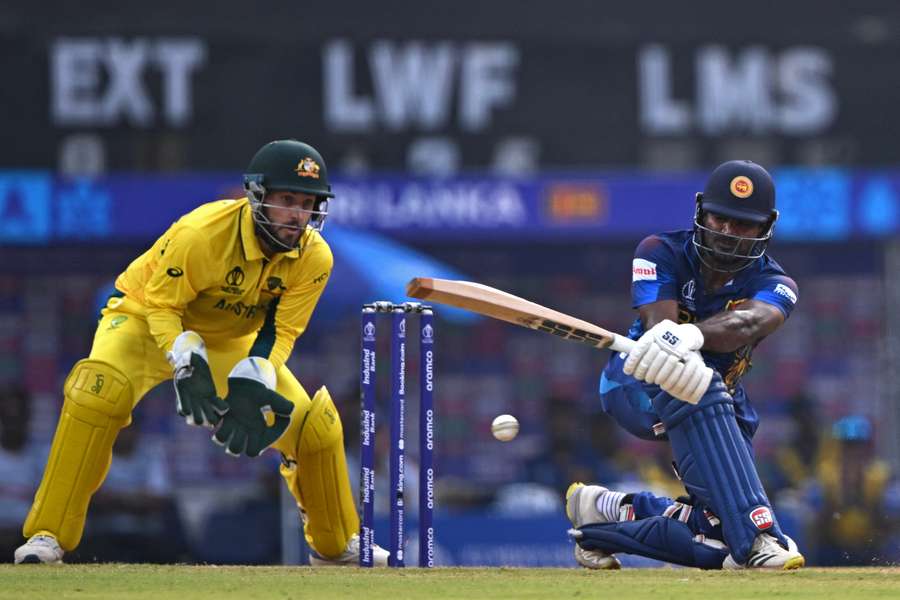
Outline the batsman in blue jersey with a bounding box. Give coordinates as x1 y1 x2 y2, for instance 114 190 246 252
566 160 805 570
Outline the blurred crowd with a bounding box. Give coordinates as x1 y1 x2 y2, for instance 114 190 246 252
1 239 898 565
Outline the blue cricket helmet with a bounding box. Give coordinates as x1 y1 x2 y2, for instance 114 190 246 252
693 160 780 273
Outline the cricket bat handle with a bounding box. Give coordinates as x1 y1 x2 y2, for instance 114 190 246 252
610 334 636 354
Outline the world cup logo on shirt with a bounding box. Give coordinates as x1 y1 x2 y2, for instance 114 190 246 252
681 279 696 311
222 266 246 294
225 267 245 286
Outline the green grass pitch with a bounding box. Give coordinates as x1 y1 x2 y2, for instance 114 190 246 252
1 565 899 599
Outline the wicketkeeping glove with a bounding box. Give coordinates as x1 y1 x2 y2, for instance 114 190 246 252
213 357 294 458
169 331 229 427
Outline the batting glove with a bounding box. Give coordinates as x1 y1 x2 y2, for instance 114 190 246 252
213 357 294 458
656 350 714 405
169 331 229 427
623 320 714 404
624 319 704 381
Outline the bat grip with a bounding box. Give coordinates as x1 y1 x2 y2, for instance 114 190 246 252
610 335 636 354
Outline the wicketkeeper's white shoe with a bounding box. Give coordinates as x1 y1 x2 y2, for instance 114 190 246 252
308 534 390 567
14 534 64 564
565 482 621 570
722 533 805 570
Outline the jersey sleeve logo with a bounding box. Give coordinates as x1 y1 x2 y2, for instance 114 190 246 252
773 283 797 304
632 258 658 282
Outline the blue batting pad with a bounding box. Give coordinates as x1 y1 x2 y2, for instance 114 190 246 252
651 374 787 564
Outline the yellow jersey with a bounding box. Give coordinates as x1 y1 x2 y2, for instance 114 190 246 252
114 198 332 369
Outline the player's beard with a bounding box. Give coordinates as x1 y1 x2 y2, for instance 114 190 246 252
710 237 742 262
698 229 754 271
273 223 303 248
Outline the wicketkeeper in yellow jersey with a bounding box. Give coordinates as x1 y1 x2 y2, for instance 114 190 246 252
14 140 388 566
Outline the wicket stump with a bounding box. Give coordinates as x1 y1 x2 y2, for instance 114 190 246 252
359 301 435 568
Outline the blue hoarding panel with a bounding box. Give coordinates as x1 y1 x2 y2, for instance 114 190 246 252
371 513 666 567
0 172 52 244
1 169 898 245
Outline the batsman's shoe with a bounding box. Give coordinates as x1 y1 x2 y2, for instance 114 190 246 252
309 533 389 567
723 534 805 570
14 534 64 564
566 482 621 570
573 539 622 570
566 482 614 528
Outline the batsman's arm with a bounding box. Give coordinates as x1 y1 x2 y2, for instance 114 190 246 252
639 297 784 353
695 300 784 353
637 299 680 330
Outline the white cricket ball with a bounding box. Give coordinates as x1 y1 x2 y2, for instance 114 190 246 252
491 414 519 442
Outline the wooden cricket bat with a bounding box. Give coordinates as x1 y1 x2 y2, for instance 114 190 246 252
406 277 635 354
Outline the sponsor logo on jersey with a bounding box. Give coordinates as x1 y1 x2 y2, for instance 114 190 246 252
773 283 797 304
749 506 774 530
632 258 657 281
167 267 184 277
312 271 329 284
730 176 754 198
295 157 321 179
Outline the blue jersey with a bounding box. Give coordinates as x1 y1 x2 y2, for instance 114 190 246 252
601 230 798 439
629 230 798 386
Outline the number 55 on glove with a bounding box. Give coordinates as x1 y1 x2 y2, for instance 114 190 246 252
623 319 713 405
213 357 295 457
